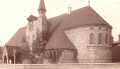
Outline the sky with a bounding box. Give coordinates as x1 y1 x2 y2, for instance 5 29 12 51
0 0 120 45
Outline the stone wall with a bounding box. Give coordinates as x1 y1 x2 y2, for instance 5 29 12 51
65 25 112 63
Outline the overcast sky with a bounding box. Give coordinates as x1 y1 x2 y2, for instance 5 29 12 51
0 0 120 45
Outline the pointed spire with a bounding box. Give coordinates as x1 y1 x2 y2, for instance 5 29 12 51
38 0 46 14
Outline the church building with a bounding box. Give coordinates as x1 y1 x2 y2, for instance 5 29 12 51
3 0 113 64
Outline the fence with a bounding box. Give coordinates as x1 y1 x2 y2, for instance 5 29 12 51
0 63 120 69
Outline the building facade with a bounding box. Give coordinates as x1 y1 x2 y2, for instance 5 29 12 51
4 0 114 64
65 25 112 63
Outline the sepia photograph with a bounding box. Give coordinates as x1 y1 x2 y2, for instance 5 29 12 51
0 0 120 69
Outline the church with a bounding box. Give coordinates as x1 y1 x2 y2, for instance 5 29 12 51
2 0 114 64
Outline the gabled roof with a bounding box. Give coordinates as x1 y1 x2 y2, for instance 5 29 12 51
5 27 27 47
48 6 111 32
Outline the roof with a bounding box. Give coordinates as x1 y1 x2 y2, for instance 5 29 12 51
27 15 38 22
45 27 77 50
112 41 120 47
48 6 111 32
38 0 46 12
46 6 112 49
5 27 27 47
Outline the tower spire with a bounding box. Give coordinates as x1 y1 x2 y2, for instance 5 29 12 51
38 0 46 14
37 0 48 41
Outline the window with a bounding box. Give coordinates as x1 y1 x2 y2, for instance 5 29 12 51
98 33 102 44
105 33 108 44
89 33 95 44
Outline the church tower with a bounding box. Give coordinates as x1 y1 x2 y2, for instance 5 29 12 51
25 0 48 63
26 0 48 55
37 0 48 41
32 0 48 55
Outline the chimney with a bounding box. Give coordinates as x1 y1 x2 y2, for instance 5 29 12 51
68 6 72 15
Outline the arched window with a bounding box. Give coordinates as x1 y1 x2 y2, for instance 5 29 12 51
105 33 108 44
89 33 95 44
98 33 102 44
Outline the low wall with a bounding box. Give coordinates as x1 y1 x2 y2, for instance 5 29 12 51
0 63 120 69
